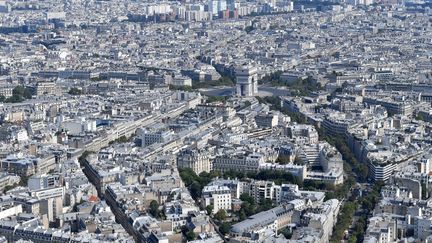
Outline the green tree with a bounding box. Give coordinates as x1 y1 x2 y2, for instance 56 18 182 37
169 85 194 92
185 230 196 241
293 156 305 165
416 113 426 121
3 184 17 193
348 235 357 243
214 209 227 221
422 183 428 199
245 25 254 33
239 209 247 221
23 87 32 99
358 164 369 182
19 175 30 187
206 205 214 215
189 181 202 199
257 198 274 212
11 85 32 99
206 95 230 103
149 200 160 218
179 168 195 186
219 222 231 235
5 85 32 103
109 135 129 145
12 85 25 96
258 74 322 95
191 76 235 90
241 201 255 216
276 155 291 165
178 168 222 201
181 226 196 241
68 87 82 95
5 94 24 103
280 227 292 239
240 193 255 205
330 202 357 242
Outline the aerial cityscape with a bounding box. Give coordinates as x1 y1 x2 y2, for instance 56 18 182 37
0 0 432 242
